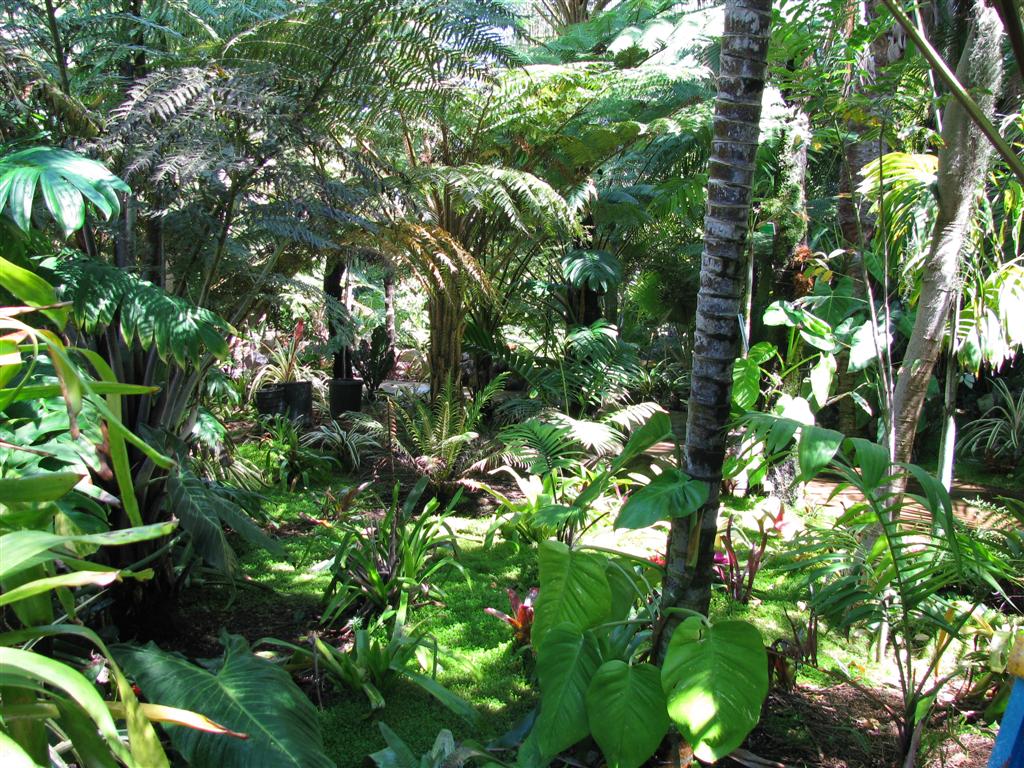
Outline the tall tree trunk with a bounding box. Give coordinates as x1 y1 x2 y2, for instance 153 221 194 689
428 290 464 397
836 0 906 436
659 0 772 636
325 261 353 379
936 303 960 490
890 3 1003 478
384 270 397 354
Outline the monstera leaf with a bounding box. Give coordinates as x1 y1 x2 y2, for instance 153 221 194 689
662 618 768 762
116 635 334 768
0 147 129 234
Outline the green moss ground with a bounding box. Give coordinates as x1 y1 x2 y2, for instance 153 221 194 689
178 483 538 767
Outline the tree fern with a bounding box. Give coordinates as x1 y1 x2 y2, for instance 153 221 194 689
55 259 231 367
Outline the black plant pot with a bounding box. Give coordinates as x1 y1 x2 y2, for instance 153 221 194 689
329 378 363 418
281 381 313 426
254 385 287 417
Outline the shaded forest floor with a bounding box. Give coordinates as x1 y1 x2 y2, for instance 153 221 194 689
149 480 1001 768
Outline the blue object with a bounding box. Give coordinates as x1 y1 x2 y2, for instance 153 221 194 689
990 677 1024 768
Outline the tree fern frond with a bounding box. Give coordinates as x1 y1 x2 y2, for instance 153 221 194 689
56 259 231 366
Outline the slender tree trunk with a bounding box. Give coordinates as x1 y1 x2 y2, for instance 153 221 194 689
659 0 772 636
325 261 353 379
384 270 397 354
428 290 465 397
890 3 1003 477
936 303 960 490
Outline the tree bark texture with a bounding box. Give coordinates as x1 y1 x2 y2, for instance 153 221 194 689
837 0 907 248
660 0 772 631
428 290 465 398
890 3 1003 474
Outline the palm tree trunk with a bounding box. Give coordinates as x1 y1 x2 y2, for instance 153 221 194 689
659 0 773 635
890 3 1003 476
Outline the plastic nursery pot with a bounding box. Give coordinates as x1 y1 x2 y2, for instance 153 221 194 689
281 380 314 426
253 384 287 417
328 378 362 418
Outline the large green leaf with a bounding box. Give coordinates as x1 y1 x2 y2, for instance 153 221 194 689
0 147 129 234
610 411 671 472
797 426 844 481
56 259 231 367
662 618 768 763
533 541 611 645
809 352 836 409
0 522 176 581
731 357 761 410
0 472 81 503
116 635 334 768
614 468 707 530
534 624 602 756
561 249 623 292
584 661 668 768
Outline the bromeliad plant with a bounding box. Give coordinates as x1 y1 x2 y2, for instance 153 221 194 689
715 506 788 605
322 478 467 624
485 587 539 646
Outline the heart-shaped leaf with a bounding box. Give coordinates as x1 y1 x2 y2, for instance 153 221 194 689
532 541 610 646
614 469 707 530
585 661 668 768
662 618 768 763
534 624 602 756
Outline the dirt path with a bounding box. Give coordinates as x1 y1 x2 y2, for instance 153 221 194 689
647 439 1019 530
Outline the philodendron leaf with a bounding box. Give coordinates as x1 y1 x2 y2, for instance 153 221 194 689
116 635 334 768
532 541 611 646
731 357 761 410
584 661 668 768
662 617 768 763
809 352 836 409
797 425 844 481
614 468 708 530
610 411 671 471
534 624 602 756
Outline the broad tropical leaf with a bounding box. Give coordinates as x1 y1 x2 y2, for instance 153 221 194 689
533 541 611 644
534 624 602 756
662 617 768 762
585 661 668 768
615 468 707 530
116 635 335 768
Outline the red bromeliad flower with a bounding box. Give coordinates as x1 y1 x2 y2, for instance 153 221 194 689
294 319 305 343
648 554 666 567
485 587 538 646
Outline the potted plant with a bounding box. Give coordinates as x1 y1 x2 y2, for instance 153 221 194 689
328 342 363 417
252 320 314 425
